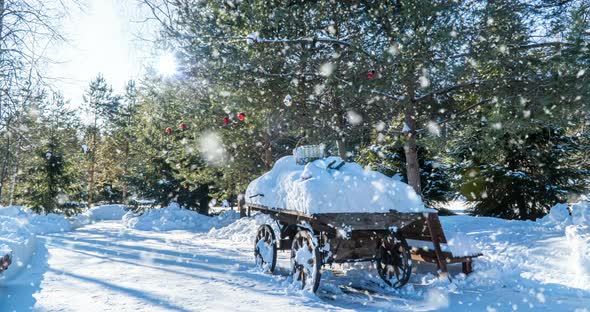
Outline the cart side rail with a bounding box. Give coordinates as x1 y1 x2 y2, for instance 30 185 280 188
247 203 482 275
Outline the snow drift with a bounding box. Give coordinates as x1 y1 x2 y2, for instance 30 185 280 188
0 206 72 282
124 203 239 232
208 213 278 244
541 201 590 287
246 156 431 214
73 204 128 227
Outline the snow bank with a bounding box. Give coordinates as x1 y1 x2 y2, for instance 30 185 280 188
73 205 128 227
445 232 481 257
246 156 430 215
545 201 590 287
539 203 572 228
0 206 23 217
0 206 72 282
0 216 34 282
84 205 128 221
208 213 277 244
124 203 239 232
539 201 590 228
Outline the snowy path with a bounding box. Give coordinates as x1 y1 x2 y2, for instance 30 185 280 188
3 221 350 311
2 218 590 311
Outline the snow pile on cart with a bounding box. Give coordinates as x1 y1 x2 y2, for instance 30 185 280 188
246 156 431 214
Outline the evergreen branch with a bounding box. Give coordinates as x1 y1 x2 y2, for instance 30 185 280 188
235 35 374 58
253 36 352 47
419 98 491 132
370 90 405 102
515 41 578 49
414 82 479 103
440 98 491 124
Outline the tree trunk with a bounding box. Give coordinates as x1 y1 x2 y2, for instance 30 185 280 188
336 138 347 159
263 132 273 169
402 72 422 195
238 193 246 218
0 131 11 202
403 104 422 195
198 184 210 216
8 138 20 206
88 127 97 207
333 97 347 160
122 139 129 201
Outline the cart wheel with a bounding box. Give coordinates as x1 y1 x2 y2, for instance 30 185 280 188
290 229 321 292
254 224 277 273
376 231 412 288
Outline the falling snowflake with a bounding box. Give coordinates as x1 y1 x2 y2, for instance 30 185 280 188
418 76 430 88
198 131 226 165
347 111 362 125
426 121 441 136
284 94 292 107
319 62 334 77
375 121 386 132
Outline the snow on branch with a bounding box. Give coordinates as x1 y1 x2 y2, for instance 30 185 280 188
371 90 405 102
239 33 372 57
416 98 491 133
414 81 479 103
514 41 579 49
247 35 352 47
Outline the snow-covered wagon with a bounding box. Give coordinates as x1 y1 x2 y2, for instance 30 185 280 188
244 146 481 292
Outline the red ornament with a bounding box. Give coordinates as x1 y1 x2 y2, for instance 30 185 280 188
223 117 229 124
238 112 246 121
165 127 172 134
367 70 376 80
180 123 186 130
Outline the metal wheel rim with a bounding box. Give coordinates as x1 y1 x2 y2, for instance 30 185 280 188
254 225 276 273
377 233 411 288
290 230 321 292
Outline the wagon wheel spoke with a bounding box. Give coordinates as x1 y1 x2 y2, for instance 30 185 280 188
377 232 412 289
290 229 322 293
254 225 277 274
392 264 401 280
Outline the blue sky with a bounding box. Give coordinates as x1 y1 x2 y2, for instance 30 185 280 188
46 0 157 106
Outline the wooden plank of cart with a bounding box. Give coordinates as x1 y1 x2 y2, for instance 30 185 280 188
246 202 482 292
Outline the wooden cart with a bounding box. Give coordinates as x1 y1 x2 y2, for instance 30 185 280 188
247 203 481 292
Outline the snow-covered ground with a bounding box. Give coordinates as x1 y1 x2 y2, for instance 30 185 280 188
1 204 590 311
0 206 72 283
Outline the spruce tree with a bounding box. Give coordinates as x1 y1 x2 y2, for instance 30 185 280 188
25 93 80 214
81 74 120 206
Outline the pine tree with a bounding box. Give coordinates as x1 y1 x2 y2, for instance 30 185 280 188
450 0 590 219
81 74 121 206
455 126 589 220
126 79 216 213
358 134 454 210
25 93 80 214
